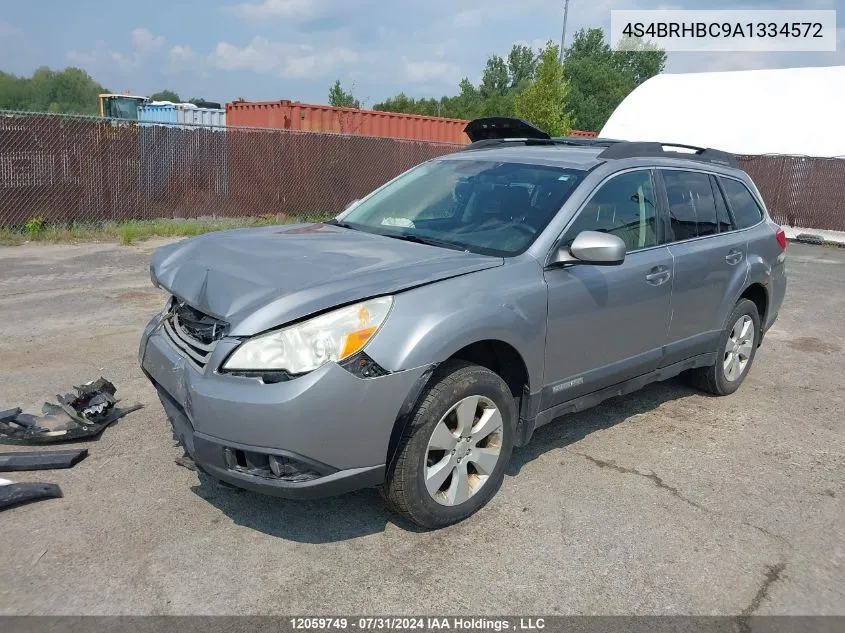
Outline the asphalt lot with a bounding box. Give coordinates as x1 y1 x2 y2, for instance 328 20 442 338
0 240 842 615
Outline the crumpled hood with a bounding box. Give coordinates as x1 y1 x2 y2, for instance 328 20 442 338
151 223 503 335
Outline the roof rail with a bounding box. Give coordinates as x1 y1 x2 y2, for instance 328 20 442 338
457 132 737 168
462 138 552 151
460 136 620 152
597 142 737 167
552 136 622 147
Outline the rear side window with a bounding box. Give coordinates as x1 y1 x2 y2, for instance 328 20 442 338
662 170 719 240
720 177 764 229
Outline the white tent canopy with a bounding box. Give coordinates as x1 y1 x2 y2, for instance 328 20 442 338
599 66 845 158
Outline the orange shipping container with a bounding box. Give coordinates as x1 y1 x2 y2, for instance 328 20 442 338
226 100 470 144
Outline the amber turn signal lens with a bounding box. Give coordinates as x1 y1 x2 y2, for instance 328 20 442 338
340 327 377 359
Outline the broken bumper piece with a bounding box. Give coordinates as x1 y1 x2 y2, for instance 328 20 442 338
0 378 142 444
0 478 62 511
0 449 89 472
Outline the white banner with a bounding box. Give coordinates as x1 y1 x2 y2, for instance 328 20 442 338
610 9 837 52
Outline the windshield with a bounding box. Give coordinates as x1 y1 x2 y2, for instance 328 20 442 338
337 159 585 256
105 97 141 120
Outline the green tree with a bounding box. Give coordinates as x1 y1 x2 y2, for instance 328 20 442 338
566 28 615 65
450 78 482 118
561 28 665 132
515 42 572 136
0 66 107 114
0 71 30 110
374 92 418 114
372 43 551 121
561 28 625 131
614 36 667 87
149 89 180 102
507 44 538 89
328 79 360 108
479 56 509 98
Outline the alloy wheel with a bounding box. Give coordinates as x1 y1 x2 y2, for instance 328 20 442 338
424 395 504 506
723 315 755 382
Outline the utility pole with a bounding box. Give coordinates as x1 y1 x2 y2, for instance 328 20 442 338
558 0 570 62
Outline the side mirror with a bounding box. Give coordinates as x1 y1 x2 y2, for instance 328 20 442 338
549 231 626 267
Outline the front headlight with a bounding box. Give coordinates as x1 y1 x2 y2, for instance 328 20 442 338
222 297 393 374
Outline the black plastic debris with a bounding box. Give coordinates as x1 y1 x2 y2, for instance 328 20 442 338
0 478 63 511
0 448 89 472
0 378 142 444
794 233 824 245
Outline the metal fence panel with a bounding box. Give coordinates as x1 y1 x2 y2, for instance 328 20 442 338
738 155 845 230
0 111 461 227
2 111 845 231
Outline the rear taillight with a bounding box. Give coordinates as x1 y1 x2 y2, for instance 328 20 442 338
775 228 787 250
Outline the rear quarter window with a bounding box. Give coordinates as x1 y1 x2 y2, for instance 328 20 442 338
720 177 765 229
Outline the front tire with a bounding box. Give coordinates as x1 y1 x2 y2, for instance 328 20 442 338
383 360 516 529
688 298 761 396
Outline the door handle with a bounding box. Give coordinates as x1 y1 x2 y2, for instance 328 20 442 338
645 266 671 286
725 249 744 265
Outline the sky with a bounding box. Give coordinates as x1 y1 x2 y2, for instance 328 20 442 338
1 0 844 106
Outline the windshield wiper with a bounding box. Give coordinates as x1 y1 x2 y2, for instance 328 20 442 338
326 221 467 251
324 219 357 230
381 233 467 252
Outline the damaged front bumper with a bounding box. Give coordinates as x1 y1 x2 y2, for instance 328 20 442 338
139 317 429 499
0 379 141 444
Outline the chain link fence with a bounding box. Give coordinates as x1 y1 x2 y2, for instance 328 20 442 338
0 110 461 228
737 155 845 230
2 110 845 231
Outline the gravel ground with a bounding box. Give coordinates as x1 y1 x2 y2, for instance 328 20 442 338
0 240 842 615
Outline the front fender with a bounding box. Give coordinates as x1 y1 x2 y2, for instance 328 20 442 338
365 260 548 391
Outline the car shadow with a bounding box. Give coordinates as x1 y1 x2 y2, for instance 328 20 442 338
507 377 699 476
192 377 698 543
190 475 427 543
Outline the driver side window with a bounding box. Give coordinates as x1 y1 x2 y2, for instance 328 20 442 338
561 170 658 252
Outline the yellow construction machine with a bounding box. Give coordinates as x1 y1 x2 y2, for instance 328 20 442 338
98 93 148 120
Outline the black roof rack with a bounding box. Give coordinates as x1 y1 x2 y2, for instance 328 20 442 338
464 117 550 142
597 142 737 167
459 118 737 167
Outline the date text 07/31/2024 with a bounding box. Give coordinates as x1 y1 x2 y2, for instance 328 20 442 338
289 617 547 631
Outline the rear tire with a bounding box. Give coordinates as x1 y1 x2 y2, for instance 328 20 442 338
688 298 761 396
383 360 516 529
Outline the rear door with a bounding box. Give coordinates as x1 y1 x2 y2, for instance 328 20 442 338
658 169 749 366
541 169 673 408
720 175 786 332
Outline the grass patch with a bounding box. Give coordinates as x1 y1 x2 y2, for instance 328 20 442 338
115 217 282 245
0 215 333 247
